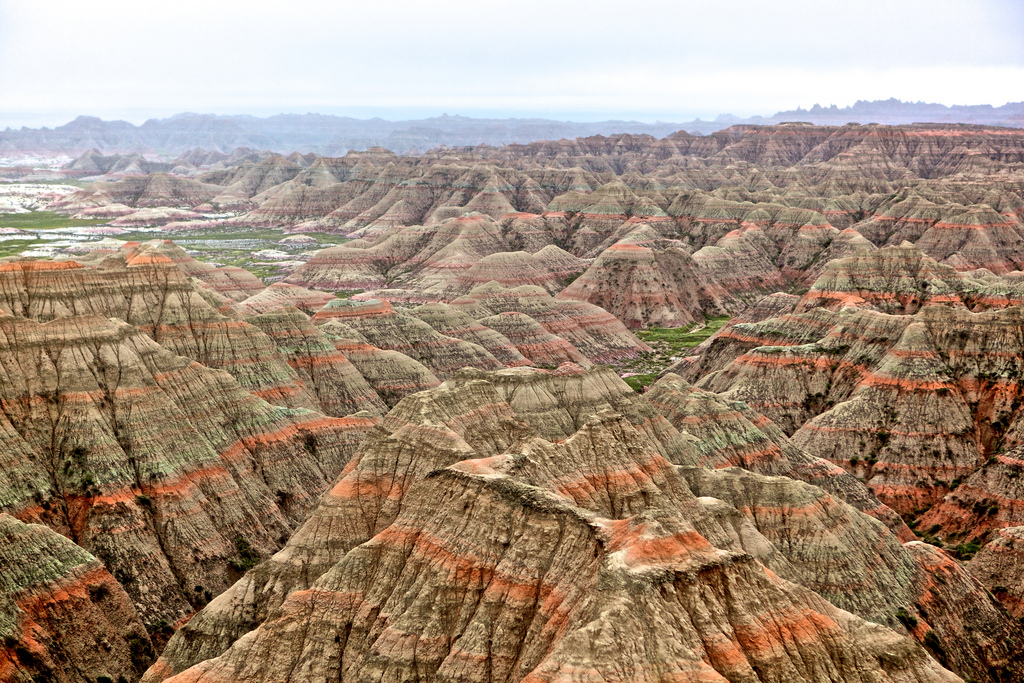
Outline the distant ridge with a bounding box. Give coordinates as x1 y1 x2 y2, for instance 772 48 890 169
2 99 1022 158
768 98 1024 127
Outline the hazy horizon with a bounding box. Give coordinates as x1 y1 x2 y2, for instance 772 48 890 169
4 98 1024 132
1 0 1022 129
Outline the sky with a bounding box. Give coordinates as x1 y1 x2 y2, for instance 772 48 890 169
0 0 1022 128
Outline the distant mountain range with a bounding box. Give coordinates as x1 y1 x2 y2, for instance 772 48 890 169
2 98 1023 158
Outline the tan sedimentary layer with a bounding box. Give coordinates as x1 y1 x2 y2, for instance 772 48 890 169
150 366 959 683
0 514 152 683
0 313 374 626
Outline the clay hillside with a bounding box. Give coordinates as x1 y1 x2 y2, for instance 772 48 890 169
34 122 1024 330
4 123 1024 683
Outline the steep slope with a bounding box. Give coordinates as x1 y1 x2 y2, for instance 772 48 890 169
320 321 442 407
12 120 1024 683
902 542 1024 679
915 206 1024 274
246 307 388 417
788 307 1024 518
236 282 336 315
681 466 918 625
663 292 801 377
694 308 910 434
162 466 953 683
531 243 589 281
856 193 1024 273
677 288 1024 603
692 226 789 301
0 249 335 411
147 241 266 303
408 302 531 367
455 282 650 363
450 250 564 295
0 514 153 683
646 373 911 539
149 366 963 683
311 298 504 377
478 311 591 367
0 313 374 628
968 525 1024 617
146 373 538 679
285 213 517 297
794 243 970 314
50 174 222 212
557 238 732 328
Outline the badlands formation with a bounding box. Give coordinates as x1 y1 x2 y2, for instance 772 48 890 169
4 122 1024 682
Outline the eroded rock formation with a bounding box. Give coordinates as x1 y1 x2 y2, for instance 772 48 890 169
7 121 1024 683
150 366 974 683
0 314 374 628
0 514 152 682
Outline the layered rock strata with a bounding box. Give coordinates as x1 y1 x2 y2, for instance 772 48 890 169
968 525 1024 617
246 307 388 417
794 243 969 314
237 283 336 315
150 366 961 683
455 283 650 363
318 320 442 407
0 313 373 627
0 253 318 412
409 303 531 367
312 298 504 378
0 514 152 683
557 239 732 328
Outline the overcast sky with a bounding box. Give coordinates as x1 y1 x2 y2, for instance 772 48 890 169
1 0 1022 127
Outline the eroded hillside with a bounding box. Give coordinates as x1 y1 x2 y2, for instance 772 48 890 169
4 123 1024 682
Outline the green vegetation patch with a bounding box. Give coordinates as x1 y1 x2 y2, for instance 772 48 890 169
160 228 295 242
15 179 91 188
635 316 731 353
617 316 731 392
0 211 107 231
121 227 349 284
623 373 659 392
153 228 351 245
228 535 261 572
312 233 353 245
0 215 351 284
0 239 42 259
895 607 918 630
952 540 982 561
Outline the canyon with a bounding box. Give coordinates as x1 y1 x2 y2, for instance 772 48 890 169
3 121 1024 682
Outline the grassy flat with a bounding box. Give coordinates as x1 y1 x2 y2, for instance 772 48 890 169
0 211 108 231
0 239 44 259
636 316 731 352
621 316 731 392
123 228 351 283
0 216 350 283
